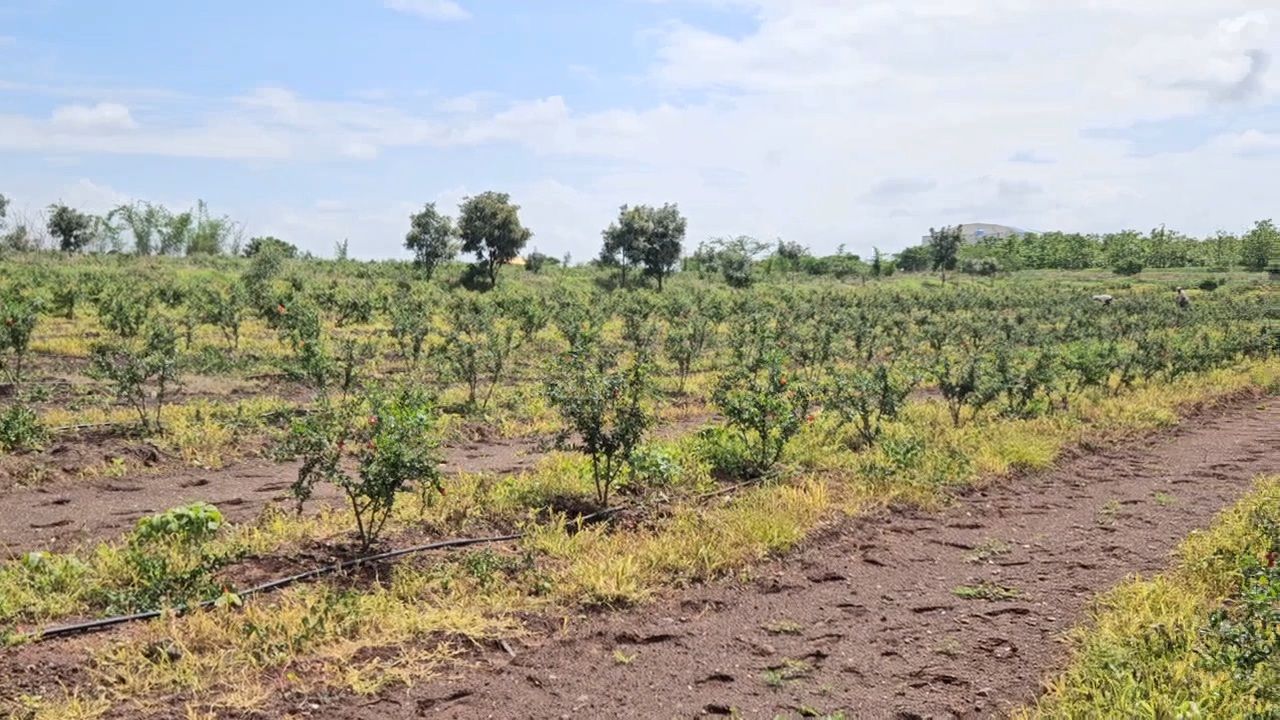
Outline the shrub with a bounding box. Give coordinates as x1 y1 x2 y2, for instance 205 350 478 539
543 346 654 506
821 363 917 449
710 348 813 477
0 404 47 452
1112 258 1144 276
87 321 182 433
276 384 443 550
0 294 39 383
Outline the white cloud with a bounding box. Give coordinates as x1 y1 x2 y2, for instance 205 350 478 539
1210 128 1280 156
340 141 380 159
5 0 1280 259
57 179 131 212
382 0 468 21
50 102 137 130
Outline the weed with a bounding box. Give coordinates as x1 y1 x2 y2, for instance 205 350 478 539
1098 499 1122 526
763 620 805 635
953 582 1020 601
761 658 815 688
965 538 1013 564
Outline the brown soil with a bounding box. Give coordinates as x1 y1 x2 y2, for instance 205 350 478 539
0 438 543 556
0 414 714 556
327 398 1280 720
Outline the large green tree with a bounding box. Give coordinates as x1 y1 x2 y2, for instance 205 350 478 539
46 204 95 253
456 192 531 289
600 203 687 290
404 202 456 279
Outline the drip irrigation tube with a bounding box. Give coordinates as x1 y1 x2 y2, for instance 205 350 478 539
18 507 621 643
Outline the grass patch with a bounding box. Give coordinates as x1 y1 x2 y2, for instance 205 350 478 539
1017 475 1280 719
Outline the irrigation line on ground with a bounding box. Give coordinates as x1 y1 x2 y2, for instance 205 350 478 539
15 471 777 644
17 507 622 644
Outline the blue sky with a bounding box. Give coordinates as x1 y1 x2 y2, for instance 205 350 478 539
2 1 1278 260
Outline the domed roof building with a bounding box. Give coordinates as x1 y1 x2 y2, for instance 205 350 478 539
921 223 1030 244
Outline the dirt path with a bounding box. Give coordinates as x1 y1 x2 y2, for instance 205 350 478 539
335 398 1280 720
0 436 544 556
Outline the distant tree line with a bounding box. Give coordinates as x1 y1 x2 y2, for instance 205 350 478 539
895 221 1280 277
4 189 1278 290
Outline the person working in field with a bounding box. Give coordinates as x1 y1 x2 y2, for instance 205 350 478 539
1175 287 1190 310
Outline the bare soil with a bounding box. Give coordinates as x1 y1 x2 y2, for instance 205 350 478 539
0 437 544 556
0 413 715 556
333 396 1280 720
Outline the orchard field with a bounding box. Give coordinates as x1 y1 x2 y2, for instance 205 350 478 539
0 243 1278 719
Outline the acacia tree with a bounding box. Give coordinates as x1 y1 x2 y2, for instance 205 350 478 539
46 204 95 253
600 203 687 290
457 192 530 289
404 202 456 278
928 225 962 283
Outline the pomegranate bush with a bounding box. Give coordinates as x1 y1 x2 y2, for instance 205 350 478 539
275 384 443 550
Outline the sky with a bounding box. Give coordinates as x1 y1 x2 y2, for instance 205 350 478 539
1 0 1279 261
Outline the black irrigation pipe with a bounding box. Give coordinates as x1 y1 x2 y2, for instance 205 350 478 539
16 473 780 644
17 507 623 644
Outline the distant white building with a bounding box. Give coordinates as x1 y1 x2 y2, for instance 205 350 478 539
922 223 1030 244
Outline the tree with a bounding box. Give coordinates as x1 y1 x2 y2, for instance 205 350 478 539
773 239 809 273
599 203 687 290
641 204 687 290
243 236 299 258
599 205 646 288
525 249 558 273
456 191 531 289
1241 219 1278 272
927 225 962 282
46 204 95 253
404 202 457 278
0 193 8 232
187 200 235 255
687 236 768 287
894 245 932 272
89 213 124 253
109 201 167 255
158 209 192 255
961 256 1001 279
871 247 885 277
